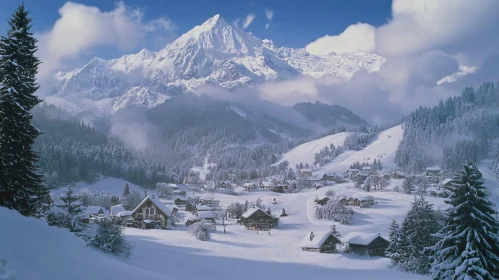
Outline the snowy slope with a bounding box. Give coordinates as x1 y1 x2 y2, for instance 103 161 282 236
275 132 351 167
53 14 385 113
317 124 404 175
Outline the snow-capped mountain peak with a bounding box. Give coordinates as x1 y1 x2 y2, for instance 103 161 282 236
52 14 385 114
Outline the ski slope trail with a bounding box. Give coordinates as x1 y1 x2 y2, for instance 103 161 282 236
317 124 404 175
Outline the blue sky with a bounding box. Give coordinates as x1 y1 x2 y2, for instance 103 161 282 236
0 0 392 50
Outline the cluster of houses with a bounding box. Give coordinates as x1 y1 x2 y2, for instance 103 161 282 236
299 231 389 256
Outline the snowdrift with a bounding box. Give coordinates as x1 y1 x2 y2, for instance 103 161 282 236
0 207 161 280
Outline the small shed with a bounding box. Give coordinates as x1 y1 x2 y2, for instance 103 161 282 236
240 207 279 230
299 231 341 253
341 232 389 256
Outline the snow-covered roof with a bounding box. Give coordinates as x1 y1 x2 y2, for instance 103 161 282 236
426 166 441 171
242 207 271 219
131 195 174 217
375 171 389 176
197 211 215 219
362 166 371 170
244 182 256 187
196 205 211 211
261 181 273 187
85 206 107 216
116 211 133 217
392 171 405 175
299 232 338 249
301 168 312 172
109 204 125 216
440 178 452 185
341 232 384 245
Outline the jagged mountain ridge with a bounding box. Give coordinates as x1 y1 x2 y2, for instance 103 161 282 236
53 14 385 113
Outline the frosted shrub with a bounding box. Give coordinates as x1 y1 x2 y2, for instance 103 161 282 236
188 220 215 241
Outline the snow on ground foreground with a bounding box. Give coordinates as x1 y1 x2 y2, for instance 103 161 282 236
275 132 351 167
318 124 404 175
1 180 432 280
50 177 144 197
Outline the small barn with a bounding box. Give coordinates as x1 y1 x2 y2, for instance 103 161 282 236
130 195 173 228
299 231 341 253
341 232 389 256
300 168 313 178
240 207 279 230
196 210 215 223
373 171 390 179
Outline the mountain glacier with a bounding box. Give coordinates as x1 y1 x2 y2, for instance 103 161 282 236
53 14 385 113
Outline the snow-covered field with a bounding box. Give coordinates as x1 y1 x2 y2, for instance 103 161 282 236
275 132 351 167
1 181 434 280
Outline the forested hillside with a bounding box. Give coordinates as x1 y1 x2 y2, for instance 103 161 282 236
33 103 172 188
396 82 499 173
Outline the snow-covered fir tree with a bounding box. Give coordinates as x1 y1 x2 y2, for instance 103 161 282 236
398 196 441 274
0 4 49 216
402 177 415 194
49 185 86 232
122 184 130 197
386 219 403 266
330 224 341 237
430 163 499 280
85 219 131 256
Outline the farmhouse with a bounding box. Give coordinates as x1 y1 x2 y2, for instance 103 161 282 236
260 181 273 191
341 232 389 256
354 171 369 181
130 195 174 228
244 182 256 192
439 178 453 188
299 231 341 253
240 207 279 230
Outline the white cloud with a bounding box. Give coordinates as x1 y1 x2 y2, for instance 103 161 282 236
37 2 176 82
265 10 273 20
242 13 257 29
305 23 376 55
306 0 499 63
265 24 270 30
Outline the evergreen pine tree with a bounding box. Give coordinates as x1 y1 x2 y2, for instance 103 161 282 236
0 4 48 216
122 183 130 197
280 208 288 217
267 207 271 215
431 163 499 279
399 196 441 274
330 224 341 237
55 185 86 232
386 219 403 266
402 177 415 194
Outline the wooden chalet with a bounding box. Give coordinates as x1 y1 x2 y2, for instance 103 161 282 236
341 232 389 256
391 171 406 179
129 195 174 229
439 178 453 189
240 207 279 230
344 169 360 179
196 210 216 223
354 171 369 182
299 231 341 253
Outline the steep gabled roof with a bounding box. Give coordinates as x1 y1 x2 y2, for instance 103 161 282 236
299 232 340 249
341 232 387 246
242 207 272 219
109 204 126 216
131 195 173 217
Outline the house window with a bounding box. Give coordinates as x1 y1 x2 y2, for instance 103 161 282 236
146 208 150 215
150 208 155 215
